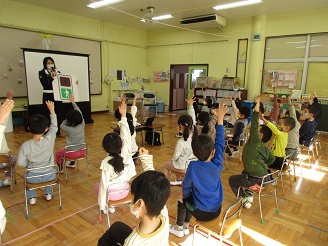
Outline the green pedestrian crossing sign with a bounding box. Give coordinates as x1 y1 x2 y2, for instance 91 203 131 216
61 88 72 99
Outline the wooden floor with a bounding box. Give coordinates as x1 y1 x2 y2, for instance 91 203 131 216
1 111 328 246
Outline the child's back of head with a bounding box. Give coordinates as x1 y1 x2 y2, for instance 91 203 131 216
239 106 251 119
259 125 273 143
114 109 134 135
102 133 124 174
66 110 83 127
131 170 170 218
280 117 296 132
178 115 195 141
198 112 210 134
191 134 214 161
28 114 50 134
204 97 212 108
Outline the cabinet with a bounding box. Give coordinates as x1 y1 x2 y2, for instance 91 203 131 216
194 88 247 114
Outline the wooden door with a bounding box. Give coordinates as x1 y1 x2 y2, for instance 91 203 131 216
172 73 187 110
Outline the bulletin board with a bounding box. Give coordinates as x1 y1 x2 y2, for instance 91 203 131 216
0 26 102 97
264 70 298 88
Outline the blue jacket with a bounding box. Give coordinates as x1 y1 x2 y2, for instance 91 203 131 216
182 125 224 212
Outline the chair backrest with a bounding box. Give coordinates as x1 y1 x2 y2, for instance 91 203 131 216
124 93 135 99
143 93 155 99
315 131 322 142
308 137 315 149
64 143 87 155
25 165 59 184
261 169 280 188
220 197 243 235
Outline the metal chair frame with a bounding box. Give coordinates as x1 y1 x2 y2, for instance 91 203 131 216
98 179 132 228
237 169 280 224
0 154 16 194
270 155 292 196
301 137 316 167
60 143 89 182
314 130 322 156
24 165 62 219
192 197 244 246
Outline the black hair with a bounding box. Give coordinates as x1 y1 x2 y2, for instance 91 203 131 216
259 125 272 143
281 117 296 131
178 114 196 141
308 105 319 118
28 114 50 134
131 170 170 218
192 98 199 121
285 110 301 121
191 134 214 161
239 106 251 118
252 102 265 114
197 112 210 134
211 103 219 109
66 110 83 127
102 133 124 174
277 99 281 104
42 57 56 70
205 97 212 108
114 109 135 135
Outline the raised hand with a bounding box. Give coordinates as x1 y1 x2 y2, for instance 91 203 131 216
119 100 127 117
254 95 261 112
139 147 149 155
229 94 234 101
222 97 228 105
185 97 196 106
0 99 14 125
6 89 14 100
46 100 55 114
69 94 75 104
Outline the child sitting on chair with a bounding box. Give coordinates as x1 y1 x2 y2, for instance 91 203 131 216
56 95 85 172
169 102 227 238
299 105 318 147
95 101 136 215
261 107 296 170
98 148 170 246
229 95 275 209
17 101 57 205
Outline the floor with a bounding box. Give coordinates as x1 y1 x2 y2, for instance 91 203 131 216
1 111 328 246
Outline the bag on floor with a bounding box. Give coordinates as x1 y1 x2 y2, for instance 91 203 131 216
145 131 161 146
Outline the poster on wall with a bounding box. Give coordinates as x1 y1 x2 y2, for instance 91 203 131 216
153 71 169 82
264 70 298 88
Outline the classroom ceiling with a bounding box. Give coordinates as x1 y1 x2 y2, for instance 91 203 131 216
10 0 328 31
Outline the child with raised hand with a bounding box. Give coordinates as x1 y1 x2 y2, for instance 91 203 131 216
98 148 170 246
114 95 138 159
186 97 217 141
285 93 301 159
261 102 296 170
229 95 275 209
56 94 85 171
163 114 197 186
95 100 136 214
0 90 17 185
201 87 214 113
17 101 57 205
269 86 281 123
299 105 318 147
169 101 228 238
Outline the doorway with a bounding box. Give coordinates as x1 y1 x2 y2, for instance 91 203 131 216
169 64 208 111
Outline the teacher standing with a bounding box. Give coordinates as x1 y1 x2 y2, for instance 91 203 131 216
39 57 63 136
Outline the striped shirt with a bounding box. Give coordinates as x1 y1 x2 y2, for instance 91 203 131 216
124 206 169 246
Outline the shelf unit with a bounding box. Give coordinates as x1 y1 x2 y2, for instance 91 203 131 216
194 88 247 114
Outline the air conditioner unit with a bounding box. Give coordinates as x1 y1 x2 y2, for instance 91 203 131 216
180 14 226 29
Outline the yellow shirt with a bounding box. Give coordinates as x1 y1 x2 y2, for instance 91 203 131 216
266 122 288 158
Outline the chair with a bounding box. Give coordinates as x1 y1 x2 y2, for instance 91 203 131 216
98 180 132 228
291 145 302 181
226 132 246 163
301 137 316 167
143 93 157 118
60 143 89 182
314 130 322 156
237 169 280 224
24 165 62 219
269 155 292 196
192 197 244 246
0 154 16 194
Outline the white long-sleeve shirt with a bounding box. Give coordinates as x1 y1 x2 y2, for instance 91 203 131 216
130 105 138 155
0 199 7 235
97 117 136 210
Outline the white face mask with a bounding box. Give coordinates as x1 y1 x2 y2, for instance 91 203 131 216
47 64 54 70
129 199 141 219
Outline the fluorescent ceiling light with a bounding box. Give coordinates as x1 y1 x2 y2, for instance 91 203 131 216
87 0 125 9
213 0 262 10
152 14 173 21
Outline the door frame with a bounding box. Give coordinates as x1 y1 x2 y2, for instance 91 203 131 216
169 64 209 112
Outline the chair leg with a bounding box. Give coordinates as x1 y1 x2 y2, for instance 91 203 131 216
10 167 13 194
25 188 29 219
280 172 285 196
259 193 264 224
288 167 293 188
64 159 68 183
98 207 102 221
58 182 62 210
293 159 297 181
192 224 198 246
239 225 244 246
311 150 316 165
308 150 312 167
106 205 111 228
315 143 318 157
274 190 280 215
